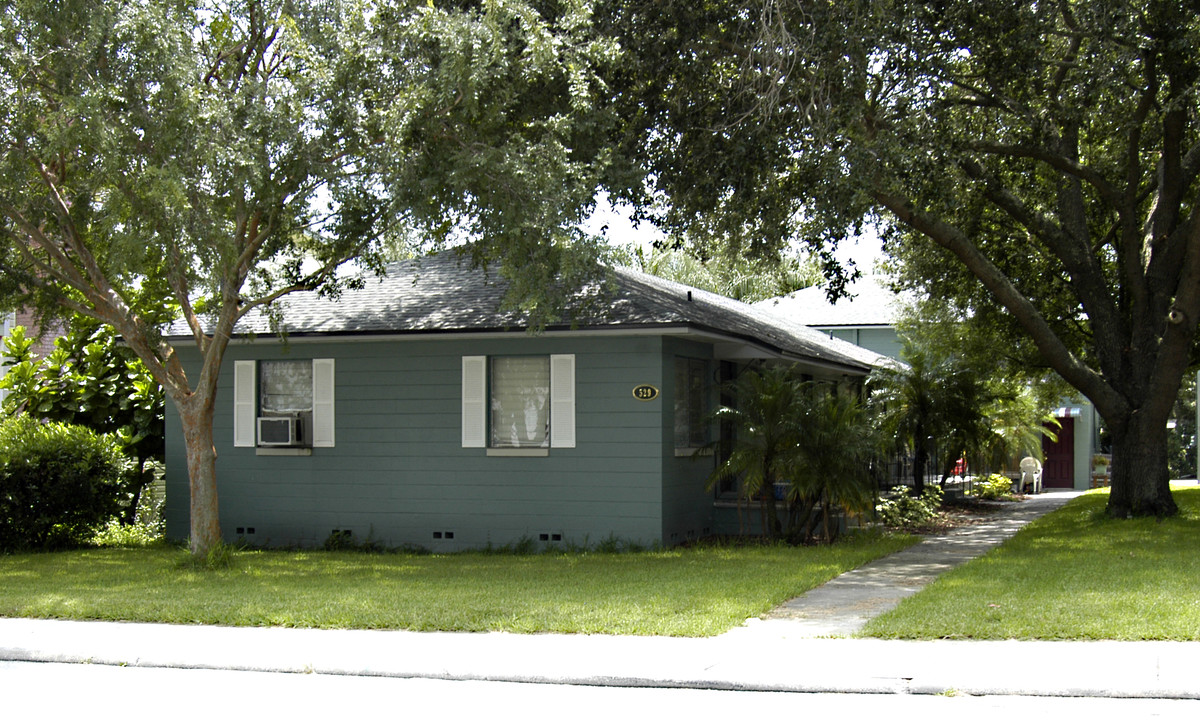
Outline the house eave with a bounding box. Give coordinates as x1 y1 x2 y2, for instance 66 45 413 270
164 322 873 376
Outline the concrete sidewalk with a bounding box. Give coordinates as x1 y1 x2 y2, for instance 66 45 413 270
2 490 1198 700
739 489 1080 639
3 617 1197 699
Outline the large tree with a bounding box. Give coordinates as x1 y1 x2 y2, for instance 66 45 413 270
0 0 619 555
600 0 1200 517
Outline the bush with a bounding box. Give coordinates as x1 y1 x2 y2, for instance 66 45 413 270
876 486 944 529
90 517 163 548
973 473 1015 500
0 416 131 551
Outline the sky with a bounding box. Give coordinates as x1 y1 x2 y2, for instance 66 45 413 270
578 193 664 251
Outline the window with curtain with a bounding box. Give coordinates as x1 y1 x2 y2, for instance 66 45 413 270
235 358 334 449
490 356 551 448
260 360 313 414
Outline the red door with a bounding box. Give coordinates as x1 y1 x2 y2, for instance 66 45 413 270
1041 417 1075 488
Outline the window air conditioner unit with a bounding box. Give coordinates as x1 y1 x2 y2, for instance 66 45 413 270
258 415 298 446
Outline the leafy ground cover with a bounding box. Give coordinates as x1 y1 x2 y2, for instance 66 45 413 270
862 485 1200 640
0 530 916 636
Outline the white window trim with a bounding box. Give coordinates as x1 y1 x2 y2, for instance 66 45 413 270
234 358 334 449
486 448 550 458
462 354 575 451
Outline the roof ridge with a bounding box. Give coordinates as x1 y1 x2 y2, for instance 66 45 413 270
165 250 891 372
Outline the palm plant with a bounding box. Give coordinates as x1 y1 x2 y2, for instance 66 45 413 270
870 344 989 493
977 385 1060 474
933 368 994 485
870 349 937 494
709 366 881 543
707 365 805 539
788 386 880 543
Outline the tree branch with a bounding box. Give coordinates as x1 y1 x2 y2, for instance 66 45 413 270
1181 139 1200 189
1049 2 1082 99
32 160 135 313
165 239 210 355
3 217 184 400
873 189 1126 418
1112 49 1159 333
957 157 1125 367
1143 97 1191 314
968 141 1122 206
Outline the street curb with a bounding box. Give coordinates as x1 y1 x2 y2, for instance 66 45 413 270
3 619 1200 700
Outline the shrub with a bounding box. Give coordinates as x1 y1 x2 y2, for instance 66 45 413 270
876 486 944 529
91 462 166 548
0 416 131 551
973 473 1015 500
91 517 163 548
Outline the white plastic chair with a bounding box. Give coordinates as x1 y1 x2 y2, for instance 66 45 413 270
1019 456 1043 494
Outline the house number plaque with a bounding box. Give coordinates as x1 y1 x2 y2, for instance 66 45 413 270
632 384 659 401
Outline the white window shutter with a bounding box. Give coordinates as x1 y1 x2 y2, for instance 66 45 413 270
462 356 486 448
550 354 575 448
312 358 335 447
233 361 256 447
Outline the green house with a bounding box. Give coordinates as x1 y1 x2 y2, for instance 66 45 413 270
163 253 886 550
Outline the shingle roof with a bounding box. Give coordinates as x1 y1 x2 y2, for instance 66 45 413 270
168 252 891 372
754 275 910 327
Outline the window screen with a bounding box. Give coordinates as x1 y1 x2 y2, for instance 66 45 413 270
675 357 708 448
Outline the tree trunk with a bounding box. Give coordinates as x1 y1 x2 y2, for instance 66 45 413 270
791 495 818 544
1107 413 1178 518
912 436 928 495
177 392 221 556
761 455 782 539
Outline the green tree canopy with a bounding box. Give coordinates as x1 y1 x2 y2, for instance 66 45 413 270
0 0 623 555
601 0 1200 517
892 296 1063 477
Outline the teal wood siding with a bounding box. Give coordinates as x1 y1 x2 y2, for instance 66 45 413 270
856 328 902 360
823 327 901 361
164 334 695 550
828 329 857 345
163 403 185 538
660 338 717 544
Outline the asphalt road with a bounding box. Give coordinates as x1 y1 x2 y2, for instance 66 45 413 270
4 661 1197 719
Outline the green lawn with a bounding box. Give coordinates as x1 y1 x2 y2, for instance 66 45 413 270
0 530 916 636
862 484 1200 640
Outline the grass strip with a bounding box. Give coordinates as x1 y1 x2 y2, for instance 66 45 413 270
862 484 1200 640
0 529 916 636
